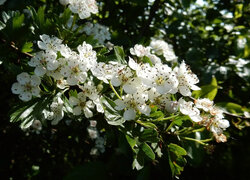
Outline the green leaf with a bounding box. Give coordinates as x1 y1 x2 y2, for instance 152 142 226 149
141 143 155 160
168 143 187 156
142 56 153 66
100 96 125 125
69 89 78 98
139 128 159 143
192 76 218 100
37 6 45 26
217 102 244 114
114 46 126 64
126 135 137 150
12 13 24 29
21 42 33 53
168 143 187 177
136 120 158 129
235 4 243 19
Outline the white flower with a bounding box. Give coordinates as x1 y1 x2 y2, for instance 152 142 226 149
28 51 58 76
114 90 150 120
77 41 97 70
148 88 176 112
59 44 73 58
110 66 140 94
79 80 99 101
11 72 41 101
195 98 214 112
37 34 62 53
130 44 151 57
69 92 94 118
60 55 88 85
178 98 202 122
210 117 230 135
150 39 177 62
68 0 98 19
43 96 65 125
174 61 200 96
92 61 123 83
130 45 161 64
136 62 178 94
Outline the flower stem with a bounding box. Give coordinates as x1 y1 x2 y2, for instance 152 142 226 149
156 114 179 121
109 81 122 100
182 137 213 145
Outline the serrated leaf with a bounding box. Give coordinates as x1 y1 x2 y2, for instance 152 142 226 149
21 42 33 53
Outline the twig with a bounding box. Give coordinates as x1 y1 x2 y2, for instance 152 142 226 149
0 38 33 58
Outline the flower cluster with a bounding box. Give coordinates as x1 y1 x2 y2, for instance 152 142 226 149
11 34 230 143
59 0 98 19
83 22 111 44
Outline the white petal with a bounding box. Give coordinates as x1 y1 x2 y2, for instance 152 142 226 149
190 84 201 91
19 92 32 101
78 72 87 83
47 60 59 71
31 87 40 97
30 75 41 86
34 66 46 77
123 83 137 94
128 57 138 70
179 86 191 96
114 99 126 110
138 105 151 116
218 119 230 129
37 41 47 50
84 107 93 118
123 108 136 121
69 96 79 106
111 76 121 87
73 106 82 116
11 82 22 94
67 76 78 86
190 115 202 122
17 72 30 85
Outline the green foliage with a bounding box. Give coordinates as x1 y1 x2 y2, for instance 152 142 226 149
192 77 218 100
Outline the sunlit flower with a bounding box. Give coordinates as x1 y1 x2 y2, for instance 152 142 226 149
69 92 94 118
178 98 202 122
11 72 41 101
174 61 200 96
